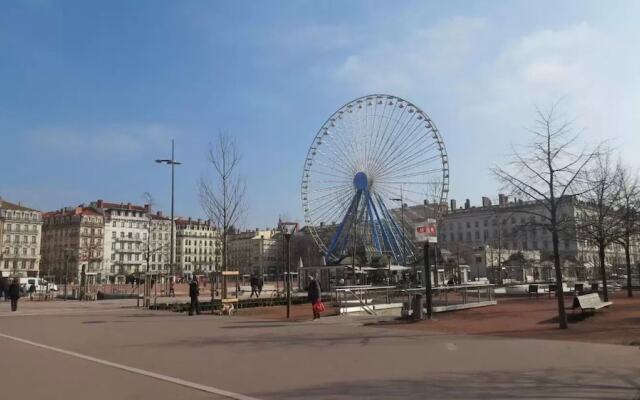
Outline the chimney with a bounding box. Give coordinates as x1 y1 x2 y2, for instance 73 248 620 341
482 197 492 207
464 199 471 209
144 204 150 212
156 211 163 217
450 199 457 210
97 199 104 208
188 217 192 223
197 218 201 224
127 202 132 209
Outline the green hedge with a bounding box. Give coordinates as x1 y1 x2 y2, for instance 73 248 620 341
150 296 310 313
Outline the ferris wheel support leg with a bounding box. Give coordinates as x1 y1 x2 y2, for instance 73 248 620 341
325 190 361 262
377 193 414 260
364 189 383 254
368 193 394 258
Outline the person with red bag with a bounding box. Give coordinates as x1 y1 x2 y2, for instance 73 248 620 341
307 275 323 320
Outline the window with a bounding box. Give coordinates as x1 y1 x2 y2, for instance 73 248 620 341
112 221 116 227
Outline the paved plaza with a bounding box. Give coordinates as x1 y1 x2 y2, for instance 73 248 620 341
1 299 639 400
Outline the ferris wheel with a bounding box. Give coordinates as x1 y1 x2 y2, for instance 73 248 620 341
301 94 449 265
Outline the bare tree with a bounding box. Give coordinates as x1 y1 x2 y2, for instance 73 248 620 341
616 165 640 297
576 151 622 302
492 104 599 329
199 133 246 272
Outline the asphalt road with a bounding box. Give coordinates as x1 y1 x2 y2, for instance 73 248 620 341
0 300 639 400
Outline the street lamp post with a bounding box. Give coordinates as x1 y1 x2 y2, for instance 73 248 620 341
63 248 71 301
279 222 298 319
156 139 181 295
391 188 408 275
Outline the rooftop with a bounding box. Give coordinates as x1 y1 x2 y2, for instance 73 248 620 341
0 199 39 212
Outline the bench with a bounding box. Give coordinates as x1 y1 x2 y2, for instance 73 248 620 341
572 292 612 313
548 284 557 298
528 284 539 298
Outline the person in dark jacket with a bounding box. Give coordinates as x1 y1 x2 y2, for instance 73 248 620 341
28 283 36 300
188 277 200 316
307 275 322 320
257 277 264 297
0 277 7 300
249 274 259 298
8 278 20 312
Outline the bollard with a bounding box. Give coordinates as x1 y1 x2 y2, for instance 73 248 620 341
412 294 424 320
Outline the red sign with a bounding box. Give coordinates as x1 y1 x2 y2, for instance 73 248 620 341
414 219 437 243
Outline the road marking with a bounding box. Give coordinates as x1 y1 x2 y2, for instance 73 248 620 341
0 332 262 400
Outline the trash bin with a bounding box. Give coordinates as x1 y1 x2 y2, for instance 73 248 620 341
412 294 424 320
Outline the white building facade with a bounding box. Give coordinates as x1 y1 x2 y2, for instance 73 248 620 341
228 228 282 276
92 200 150 280
147 211 174 273
0 199 43 278
175 218 219 277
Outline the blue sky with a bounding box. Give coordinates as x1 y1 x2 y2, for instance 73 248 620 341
1 1 639 227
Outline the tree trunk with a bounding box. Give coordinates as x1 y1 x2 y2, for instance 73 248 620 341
625 244 632 297
552 231 568 329
599 244 609 302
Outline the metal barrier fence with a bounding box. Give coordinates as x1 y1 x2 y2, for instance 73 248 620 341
403 284 496 312
332 284 497 315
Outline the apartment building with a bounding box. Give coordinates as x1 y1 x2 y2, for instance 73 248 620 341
228 228 282 276
0 199 43 278
41 206 105 283
91 200 150 279
147 211 174 273
399 194 640 280
175 218 219 276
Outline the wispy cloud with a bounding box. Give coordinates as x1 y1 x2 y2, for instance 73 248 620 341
325 16 640 199
332 16 489 94
29 123 181 160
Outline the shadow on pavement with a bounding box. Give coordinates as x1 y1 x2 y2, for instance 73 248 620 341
221 324 289 329
124 332 433 350
258 367 640 400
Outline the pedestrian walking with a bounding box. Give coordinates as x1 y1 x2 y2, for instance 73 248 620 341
250 274 259 298
169 280 175 297
188 277 200 316
0 277 7 300
8 278 20 312
307 275 323 320
28 283 36 300
257 276 264 297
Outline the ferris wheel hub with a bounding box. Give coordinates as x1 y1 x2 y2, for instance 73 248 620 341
353 171 370 190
